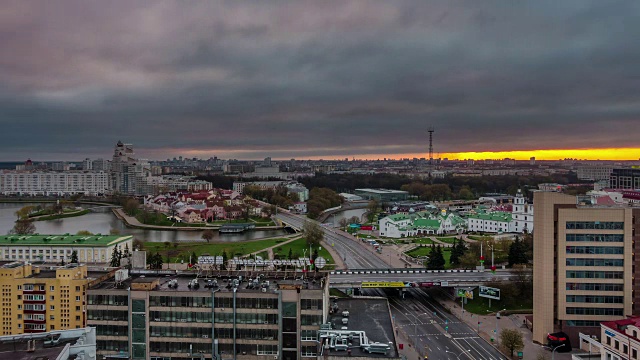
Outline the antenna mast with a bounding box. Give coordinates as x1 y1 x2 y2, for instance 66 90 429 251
428 127 435 169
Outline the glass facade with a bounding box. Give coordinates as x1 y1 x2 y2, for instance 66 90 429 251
566 234 624 242
566 258 624 266
566 307 624 316
566 283 624 291
565 221 624 230
566 271 624 279
566 295 624 303
565 246 624 254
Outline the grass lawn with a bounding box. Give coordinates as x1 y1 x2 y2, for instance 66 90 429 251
404 247 452 268
468 235 494 241
436 237 457 244
143 238 290 261
35 209 90 221
412 238 434 245
271 238 336 264
459 288 533 314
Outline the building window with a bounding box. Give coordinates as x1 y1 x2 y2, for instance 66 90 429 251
50 305 55 310
606 336 611 345
624 344 628 354
633 348 637 359
615 340 619 350
50 286 55 291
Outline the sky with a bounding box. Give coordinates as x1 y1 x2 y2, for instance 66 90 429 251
1 1 640 161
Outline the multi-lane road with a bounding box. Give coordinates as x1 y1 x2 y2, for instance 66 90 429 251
276 212 388 268
365 287 506 360
277 211 507 360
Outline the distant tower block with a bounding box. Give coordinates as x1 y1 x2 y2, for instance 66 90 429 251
428 127 435 167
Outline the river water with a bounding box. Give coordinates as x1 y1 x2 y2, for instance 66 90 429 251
0 203 286 243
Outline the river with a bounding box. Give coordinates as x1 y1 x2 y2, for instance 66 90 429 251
0 203 287 243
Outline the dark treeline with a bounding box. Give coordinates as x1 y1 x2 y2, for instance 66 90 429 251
298 172 579 198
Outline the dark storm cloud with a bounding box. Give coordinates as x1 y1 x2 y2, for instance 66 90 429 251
1 0 640 160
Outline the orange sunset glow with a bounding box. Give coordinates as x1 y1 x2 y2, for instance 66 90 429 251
440 148 640 161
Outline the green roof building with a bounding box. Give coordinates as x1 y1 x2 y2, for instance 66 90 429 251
0 234 133 263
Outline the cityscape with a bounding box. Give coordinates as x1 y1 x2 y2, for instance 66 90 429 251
2 2 640 360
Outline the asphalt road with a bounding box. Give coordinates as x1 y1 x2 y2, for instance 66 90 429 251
363 287 507 360
276 212 389 269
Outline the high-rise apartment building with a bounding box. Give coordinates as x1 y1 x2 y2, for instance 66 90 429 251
88 271 329 360
533 192 640 345
576 166 614 181
0 171 111 196
0 262 93 335
111 141 151 195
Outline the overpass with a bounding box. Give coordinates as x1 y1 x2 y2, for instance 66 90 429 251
316 201 369 223
328 268 521 288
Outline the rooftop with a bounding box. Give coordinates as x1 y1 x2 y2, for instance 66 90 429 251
355 188 408 194
90 270 327 293
325 298 398 358
0 234 132 247
0 327 96 360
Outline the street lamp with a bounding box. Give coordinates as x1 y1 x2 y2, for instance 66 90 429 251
495 308 506 344
446 349 471 359
412 312 430 338
550 344 566 360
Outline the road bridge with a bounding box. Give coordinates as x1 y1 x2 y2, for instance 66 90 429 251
316 201 369 223
328 268 520 289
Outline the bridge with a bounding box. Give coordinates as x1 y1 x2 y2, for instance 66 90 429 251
328 268 520 288
316 201 369 223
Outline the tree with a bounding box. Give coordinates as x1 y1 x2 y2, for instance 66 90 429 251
288 248 293 260
459 251 478 269
15 205 36 220
148 252 164 269
201 229 215 243
110 246 121 267
365 199 380 223
339 218 348 231
500 328 524 357
10 219 36 235
70 250 79 264
76 230 94 236
508 237 529 266
303 220 324 247
449 238 467 266
427 244 445 270
123 198 140 216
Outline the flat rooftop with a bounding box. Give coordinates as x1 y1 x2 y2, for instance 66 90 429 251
0 234 132 247
0 328 94 360
90 271 326 293
355 189 408 194
325 298 398 358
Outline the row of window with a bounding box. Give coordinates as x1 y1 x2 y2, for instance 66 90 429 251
149 311 213 323
96 324 128 336
566 283 624 291
214 312 278 324
566 246 623 255
566 271 623 279
566 258 624 267
566 234 624 242
213 297 279 310
213 328 279 340
566 295 624 303
566 221 624 230
566 307 624 315
87 309 128 321
87 295 128 305
564 320 601 327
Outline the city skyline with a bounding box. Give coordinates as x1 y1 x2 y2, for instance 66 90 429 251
2 1 640 161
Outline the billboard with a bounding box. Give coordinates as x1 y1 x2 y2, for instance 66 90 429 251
456 288 474 299
361 281 415 288
479 286 501 300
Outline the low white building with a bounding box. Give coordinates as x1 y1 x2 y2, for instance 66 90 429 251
378 211 465 238
0 234 133 263
0 171 111 196
466 211 513 233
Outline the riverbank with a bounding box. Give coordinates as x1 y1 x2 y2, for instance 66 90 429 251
113 208 286 232
29 209 90 222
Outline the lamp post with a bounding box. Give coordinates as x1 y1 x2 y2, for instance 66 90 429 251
412 312 430 339
495 308 506 344
446 349 471 359
551 344 566 360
